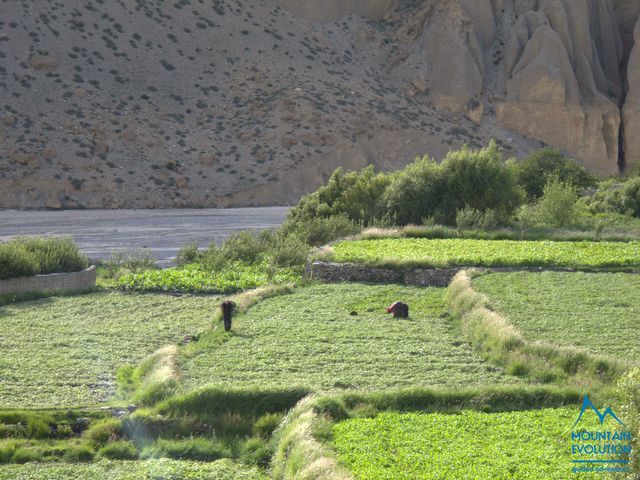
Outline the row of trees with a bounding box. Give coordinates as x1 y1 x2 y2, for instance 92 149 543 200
285 142 639 232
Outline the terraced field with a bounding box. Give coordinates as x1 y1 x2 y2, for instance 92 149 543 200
334 408 606 480
472 272 640 360
0 292 219 407
330 238 640 270
180 284 524 392
0 458 265 480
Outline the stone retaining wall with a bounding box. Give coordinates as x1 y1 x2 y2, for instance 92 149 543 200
305 261 459 287
0 266 97 296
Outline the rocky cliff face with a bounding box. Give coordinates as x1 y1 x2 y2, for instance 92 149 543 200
0 0 638 209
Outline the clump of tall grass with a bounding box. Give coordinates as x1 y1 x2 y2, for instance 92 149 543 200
0 237 88 279
447 270 629 386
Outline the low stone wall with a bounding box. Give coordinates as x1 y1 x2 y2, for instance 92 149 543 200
305 261 459 287
0 266 97 296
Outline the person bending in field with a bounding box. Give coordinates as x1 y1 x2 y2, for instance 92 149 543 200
221 300 236 331
386 301 409 319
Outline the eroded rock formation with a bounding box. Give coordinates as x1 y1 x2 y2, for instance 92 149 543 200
0 0 638 209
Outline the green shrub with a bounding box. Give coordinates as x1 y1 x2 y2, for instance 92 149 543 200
11 446 44 464
252 412 284 439
63 444 94 462
0 245 38 279
26 417 51 439
83 418 122 448
0 442 16 463
240 437 272 468
438 142 524 223
140 438 230 462
621 177 640 217
133 379 179 407
311 397 349 421
382 156 446 225
288 214 360 246
516 147 597 200
220 231 266 263
535 178 579 228
98 440 138 460
175 241 201 267
269 234 310 267
286 166 390 227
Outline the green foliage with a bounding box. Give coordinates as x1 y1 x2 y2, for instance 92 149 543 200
179 284 521 393
331 238 640 270
252 413 284 439
333 408 596 479
535 178 580 228
286 214 360 247
0 292 215 408
438 142 524 223
240 437 272 468
383 142 523 225
140 438 230 462
472 272 640 360
175 241 201 267
97 441 138 460
84 419 122 448
382 156 446 225
515 147 597 200
0 237 88 280
62 445 94 462
621 177 640 217
0 459 267 479
286 166 390 227
115 263 301 294
156 387 310 419
101 249 157 280
455 207 499 232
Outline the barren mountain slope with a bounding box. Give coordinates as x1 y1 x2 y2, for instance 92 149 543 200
0 0 638 209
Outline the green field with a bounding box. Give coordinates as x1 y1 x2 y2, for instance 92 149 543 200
0 292 219 408
334 408 606 480
472 272 640 360
330 238 640 269
115 263 301 294
180 284 523 392
0 458 265 479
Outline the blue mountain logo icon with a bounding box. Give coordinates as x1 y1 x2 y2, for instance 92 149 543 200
574 395 625 427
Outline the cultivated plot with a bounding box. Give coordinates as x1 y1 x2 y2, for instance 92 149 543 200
0 458 265 480
333 408 604 480
472 272 640 360
0 292 219 408
331 238 640 269
180 284 524 392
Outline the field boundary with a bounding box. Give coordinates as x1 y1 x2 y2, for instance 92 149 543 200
0 265 96 295
446 270 631 388
305 260 640 287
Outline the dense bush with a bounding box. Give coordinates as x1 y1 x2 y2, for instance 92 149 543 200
515 147 597 200
382 157 446 225
621 177 640 217
286 166 390 227
0 237 88 280
384 142 523 225
97 440 138 460
534 178 579 228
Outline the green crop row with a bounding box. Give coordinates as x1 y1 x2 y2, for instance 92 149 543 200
330 238 640 270
115 263 302 294
334 408 607 479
